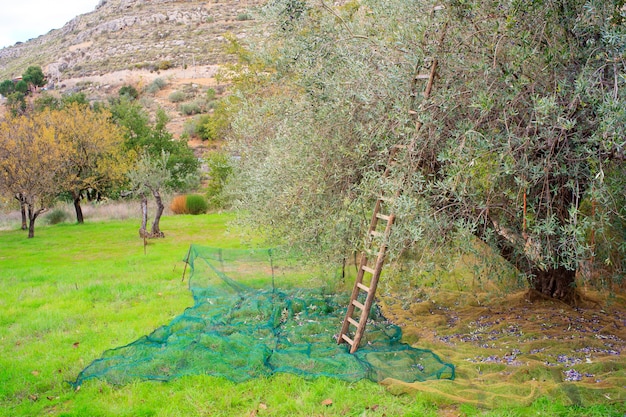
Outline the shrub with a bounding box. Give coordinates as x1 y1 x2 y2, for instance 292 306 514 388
206 152 232 209
170 195 188 214
183 115 210 139
206 88 217 101
168 90 186 103
119 85 139 100
170 194 209 214
179 101 202 116
45 208 70 225
236 13 252 21
145 78 167 94
186 195 208 215
158 60 173 70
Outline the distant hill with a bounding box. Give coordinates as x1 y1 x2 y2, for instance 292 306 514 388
0 0 265 142
0 0 263 84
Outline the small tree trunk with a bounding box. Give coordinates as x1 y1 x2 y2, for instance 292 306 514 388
26 204 43 238
14 194 27 230
150 189 165 238
139 195 148 238
531 266 576 301
20 202 27 230
72 191 84 224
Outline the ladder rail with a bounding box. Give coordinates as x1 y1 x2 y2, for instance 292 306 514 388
338 12 447 354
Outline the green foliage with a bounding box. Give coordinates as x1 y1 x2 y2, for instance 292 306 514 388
179 100 202 115
109 98 199 191
0 79 15 97
14 80 28 94
119 84 139 100
45 208 70 225
205 151 232 209
145 78 167 94
168 90 186 103
62 92 88 107
158 60 173 70
33 92 88 112
185 194 208 214
205 87 217 101
22 66 46 88
5 92 26 115
198 97 235 140
33 92 61 110
226 0 626 287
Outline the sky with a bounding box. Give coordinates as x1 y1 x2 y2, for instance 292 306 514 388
0 0 101 49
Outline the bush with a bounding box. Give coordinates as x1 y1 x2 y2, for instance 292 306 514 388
45 208 70 225
170 194 208 215
168 90 186 103
179 101 203 116
119 85 139 100
158 60 173 70
206 152 232 209
145 78 167 95
186 194 208 215
170 195 188 214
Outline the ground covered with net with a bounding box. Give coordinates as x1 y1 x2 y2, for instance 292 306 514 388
72 245 454 387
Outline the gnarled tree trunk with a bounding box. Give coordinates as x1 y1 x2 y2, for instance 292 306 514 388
150 189 165 238
139 195 148 238
26 203 45 238
72 191 84 224
531 266 576 301
15 194 27 230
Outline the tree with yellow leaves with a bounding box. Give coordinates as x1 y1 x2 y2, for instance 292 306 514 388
51 103 128 223
0 111 69 237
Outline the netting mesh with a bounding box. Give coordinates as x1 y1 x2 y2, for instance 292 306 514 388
72 245 454 387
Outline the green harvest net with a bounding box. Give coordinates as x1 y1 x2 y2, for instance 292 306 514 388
72 245 454 387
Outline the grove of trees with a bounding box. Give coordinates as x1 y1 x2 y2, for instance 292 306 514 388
0 85 199 238
225 0 626 303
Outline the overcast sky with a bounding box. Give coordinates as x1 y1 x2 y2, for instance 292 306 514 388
0 0 101 49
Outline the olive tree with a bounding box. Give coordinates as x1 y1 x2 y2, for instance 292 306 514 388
127 151 171 238
227 0 626 303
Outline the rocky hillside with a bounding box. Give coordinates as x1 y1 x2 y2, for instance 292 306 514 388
0 0 265 82
0 0 266 146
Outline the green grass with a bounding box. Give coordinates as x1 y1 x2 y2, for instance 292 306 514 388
1 213 625 416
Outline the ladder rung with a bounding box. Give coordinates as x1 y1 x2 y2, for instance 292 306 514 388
363 248 378 257
357 282 370 292
376 212 391 222
348 317 359 327
362 265 375 275
341 334 354 345
391 144 407 150
370 230 382 237
415 73 430 79
379 195 394 203
352 300 365 310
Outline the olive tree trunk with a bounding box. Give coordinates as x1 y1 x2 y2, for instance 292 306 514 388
150 189 165 238
139 195 148 238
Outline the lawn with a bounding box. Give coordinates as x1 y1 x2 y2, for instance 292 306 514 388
0 212 624 416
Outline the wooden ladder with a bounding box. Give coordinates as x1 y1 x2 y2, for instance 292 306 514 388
338 31 445 353
338 145 406 353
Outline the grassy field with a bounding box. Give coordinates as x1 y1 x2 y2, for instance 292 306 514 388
1 212 625 416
